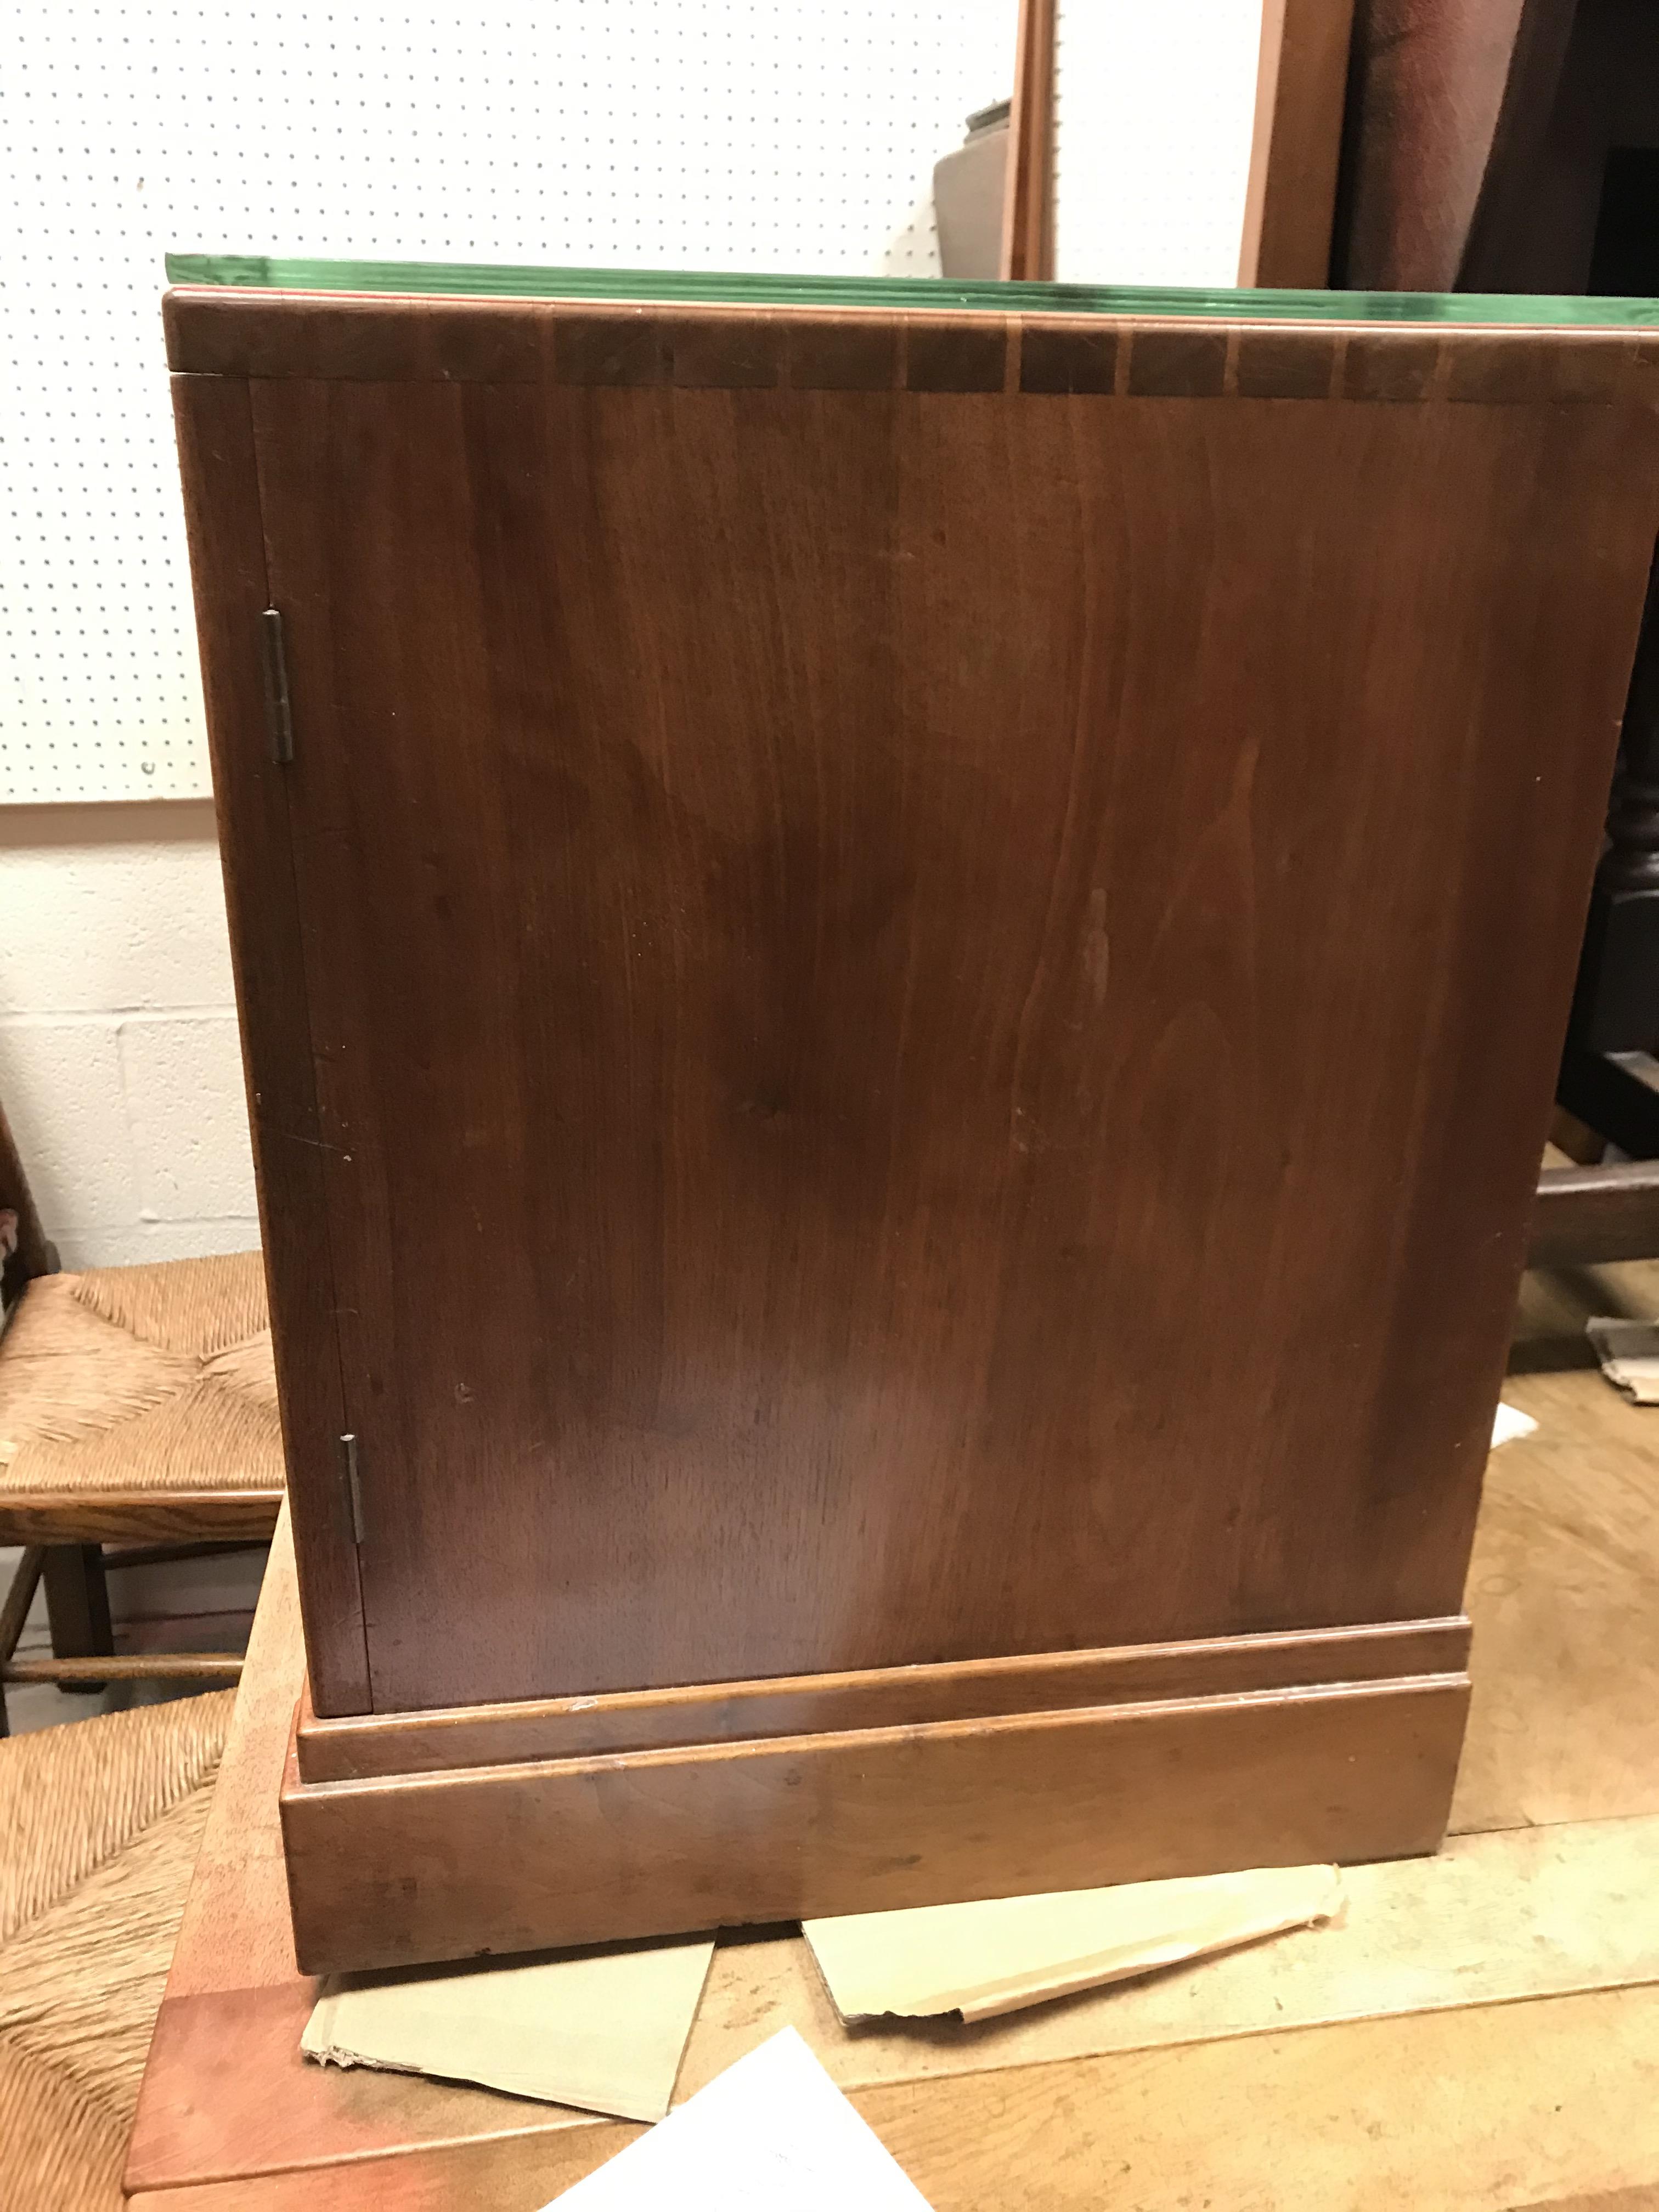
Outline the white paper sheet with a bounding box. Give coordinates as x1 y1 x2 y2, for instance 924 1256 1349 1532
545 2027 935 2209
1491 1401 1539 1448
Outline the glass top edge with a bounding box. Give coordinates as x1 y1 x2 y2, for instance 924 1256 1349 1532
165 253 1659 330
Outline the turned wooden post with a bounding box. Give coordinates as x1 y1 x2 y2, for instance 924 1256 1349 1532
1572 557 1659 1056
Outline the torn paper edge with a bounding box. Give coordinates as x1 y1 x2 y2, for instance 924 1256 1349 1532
806 1871 1344 2025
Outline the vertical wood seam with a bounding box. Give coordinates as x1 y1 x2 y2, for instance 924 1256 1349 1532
241 375 375 1711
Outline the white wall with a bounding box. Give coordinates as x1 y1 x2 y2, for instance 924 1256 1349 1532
0 801 258 1266
1053 1 1264 287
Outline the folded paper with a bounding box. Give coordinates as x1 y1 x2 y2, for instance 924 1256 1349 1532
303 1932 715 2123
803 1862 1343 2024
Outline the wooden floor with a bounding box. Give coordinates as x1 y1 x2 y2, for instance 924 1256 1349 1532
1454 1258 1659 1839
124 1262 1659 2210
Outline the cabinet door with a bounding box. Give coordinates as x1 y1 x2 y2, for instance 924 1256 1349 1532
198 330 1650 1717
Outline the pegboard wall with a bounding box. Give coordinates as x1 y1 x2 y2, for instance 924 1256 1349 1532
1 0 1018 803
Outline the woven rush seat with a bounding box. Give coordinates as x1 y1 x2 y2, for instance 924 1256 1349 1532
0 1252 284 1540
0 1252 283 1729
0 1689 235 2211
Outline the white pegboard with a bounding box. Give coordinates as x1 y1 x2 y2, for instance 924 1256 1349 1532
1053 2 1261 290
0 0 1017 804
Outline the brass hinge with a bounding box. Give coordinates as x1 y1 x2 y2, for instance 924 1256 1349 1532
340 1432 365 1545
260 607 294 764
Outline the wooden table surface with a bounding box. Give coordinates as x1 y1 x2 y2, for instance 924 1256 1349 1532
125 1262 1659 2210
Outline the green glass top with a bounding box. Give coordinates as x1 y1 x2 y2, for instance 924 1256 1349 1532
166 253 1659 329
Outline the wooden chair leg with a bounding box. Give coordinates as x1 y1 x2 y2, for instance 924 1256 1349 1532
1 1545 48 1739
43 1544 114 1695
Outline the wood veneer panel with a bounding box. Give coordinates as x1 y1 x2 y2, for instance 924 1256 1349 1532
168 290 1659 1726
228 333 1654 1713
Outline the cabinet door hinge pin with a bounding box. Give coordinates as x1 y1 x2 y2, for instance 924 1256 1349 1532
340 1432 365 1545
260 606 294 764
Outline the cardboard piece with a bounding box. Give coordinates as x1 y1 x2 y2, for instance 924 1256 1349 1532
803 1862 1343 2024
1587 1317 1659 1405
302 1933 715 2123
546 2027 934 2208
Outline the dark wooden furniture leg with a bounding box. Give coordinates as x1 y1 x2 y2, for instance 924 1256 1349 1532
1533 550 1659 1262
1568 556 1659 1066
0 1547 46 1739
43 1543 116 1694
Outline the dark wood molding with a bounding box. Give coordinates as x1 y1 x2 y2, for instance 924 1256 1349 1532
999 0 1056 279
1240 0 1359 285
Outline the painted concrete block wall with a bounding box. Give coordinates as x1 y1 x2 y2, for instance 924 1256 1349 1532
0 799 258 1266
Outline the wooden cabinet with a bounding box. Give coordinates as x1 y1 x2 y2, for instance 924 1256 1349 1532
167 264 1659 1971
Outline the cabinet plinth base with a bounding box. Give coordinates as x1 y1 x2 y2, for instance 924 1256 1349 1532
280 1618 1472 1974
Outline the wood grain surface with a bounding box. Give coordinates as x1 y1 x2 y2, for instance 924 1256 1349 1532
164 292 1659 398
1000 0 1056 280
3 1653 242 1685
0 1489 280 1547
1452 1260 1659 1836
126 1989 1659 2212
170 292 1659 1721
295 1615 1470 1779
279 1672 1468 1971
170 377 369 1713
